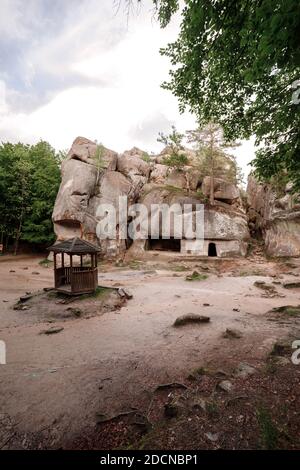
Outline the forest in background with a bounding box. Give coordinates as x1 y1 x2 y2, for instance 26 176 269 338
0 141 64 254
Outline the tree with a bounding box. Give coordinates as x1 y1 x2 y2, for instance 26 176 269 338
0 143 32 252
0 141 61 252
21 142 61 246
187 123 241 205
13 153 32 254
150 0 300 190
157 125 188 171
93 143 106 186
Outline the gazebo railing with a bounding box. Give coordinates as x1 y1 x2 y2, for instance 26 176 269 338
55 266 71 287
71 268 98 293
54 266 98 293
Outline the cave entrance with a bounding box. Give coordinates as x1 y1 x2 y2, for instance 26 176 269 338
146 237 181 252
208 242 217 257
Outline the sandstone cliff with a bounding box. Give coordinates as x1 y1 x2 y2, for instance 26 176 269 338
52 136 249 258
247 175 300 257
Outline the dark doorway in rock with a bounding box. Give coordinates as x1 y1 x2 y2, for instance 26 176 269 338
146 237 181 252
208 242 217 257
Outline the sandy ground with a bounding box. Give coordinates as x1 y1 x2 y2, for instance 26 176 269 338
0 253 300 449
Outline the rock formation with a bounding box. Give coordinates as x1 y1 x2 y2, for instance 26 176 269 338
52 136 249 259
247 175 300 256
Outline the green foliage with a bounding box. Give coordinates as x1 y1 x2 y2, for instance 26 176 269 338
187 123 243 185
256 405 279 450
152 0 179 27
153 0 300 190
196 188 208 203
94 143 105 169
158 125 188 170
39 258 53 267
77 286 112 301
269 170 290 197
206 399 219 416
0 141 62 251
185 271 208 281
163 152 188 170
141 151 151 163
94 143 106 185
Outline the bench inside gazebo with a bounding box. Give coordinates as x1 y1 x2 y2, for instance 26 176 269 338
47 237 100 295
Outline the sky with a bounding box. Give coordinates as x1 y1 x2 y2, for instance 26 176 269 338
0 0 255 178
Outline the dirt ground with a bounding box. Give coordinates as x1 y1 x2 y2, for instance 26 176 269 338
0 251 300 449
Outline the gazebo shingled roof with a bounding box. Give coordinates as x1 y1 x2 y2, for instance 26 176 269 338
47 237 100 254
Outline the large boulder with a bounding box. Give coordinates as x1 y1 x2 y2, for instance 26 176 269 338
52 136 248 259
165 169 187 189
117 147 150 186
204 207 249 241
52 138 135 255
264 212 300 256
138 187 203 238
137 187 249 241
202 176 239 202
247 175 300 256
150 164 169 184
68 136 117 170
53 158 97 227
95 171 133 258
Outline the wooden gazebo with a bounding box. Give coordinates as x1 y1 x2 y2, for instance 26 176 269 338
47 238 100 295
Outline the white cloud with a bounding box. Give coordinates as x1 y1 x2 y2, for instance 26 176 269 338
0 0 29 39
0 0 255 176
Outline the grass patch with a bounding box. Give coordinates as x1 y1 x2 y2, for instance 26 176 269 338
47 291 58 299
188 366 209 381
193 366 207 376
256 405 279 449
164 184 185 193
77 286 112 301
235 269 267 277
185 271 208 281
129 260 143 270
39 258 53 267
269 340 291 357
47 286 112 302
206 399 219 417
171 265 189 272
282 307 300 317
271 305 300 317
265 357 278 375
254 280 275 291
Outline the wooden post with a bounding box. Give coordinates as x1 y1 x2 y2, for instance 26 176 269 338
80 255 83 267
53 253 57 288
70 254 73 293
62 252 64 268
91 254 94 269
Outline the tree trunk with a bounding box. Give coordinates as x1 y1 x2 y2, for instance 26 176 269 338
210 173 214 205
5 235 9 252
14 207 24 256
0 231 4 255
185 173 190 194
209 136 215 205
14 226 21 256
